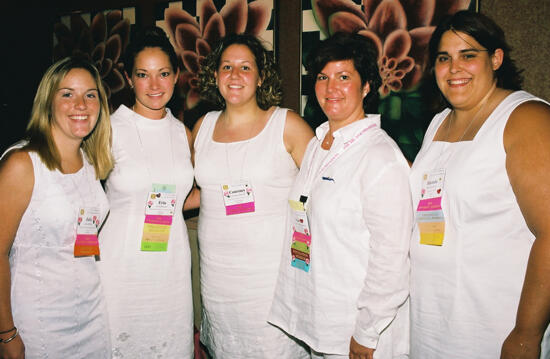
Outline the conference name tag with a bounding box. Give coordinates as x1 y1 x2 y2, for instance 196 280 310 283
141 183 177 251
416 169 446 246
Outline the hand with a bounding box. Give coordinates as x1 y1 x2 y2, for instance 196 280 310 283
0 334 25 359
349 336 375 359
501 327 541 359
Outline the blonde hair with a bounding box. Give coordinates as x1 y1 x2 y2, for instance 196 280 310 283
25 56 113 179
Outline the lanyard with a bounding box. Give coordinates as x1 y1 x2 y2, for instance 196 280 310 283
132 111 176 185
68 152 95 206
221 110 262 181
302 122 377 199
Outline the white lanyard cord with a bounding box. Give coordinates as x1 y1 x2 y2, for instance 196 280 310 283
302 122 377 199
132 111 176 186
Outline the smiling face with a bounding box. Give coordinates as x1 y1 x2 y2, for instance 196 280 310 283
51 68 100 146
434 30 503 111
215 44 261 108
314 59 369 130
127 47 179 119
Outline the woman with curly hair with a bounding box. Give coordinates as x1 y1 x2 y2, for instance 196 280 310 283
193 33 313 358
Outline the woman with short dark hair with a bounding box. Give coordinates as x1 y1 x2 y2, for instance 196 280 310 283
269 32 411 359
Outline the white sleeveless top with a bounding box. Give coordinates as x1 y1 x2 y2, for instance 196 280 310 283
409 91 550 358
4 145 111 358
194 107 308 358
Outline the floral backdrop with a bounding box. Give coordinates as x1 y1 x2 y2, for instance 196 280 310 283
53 10 133 113
159 0 274 128
303 0 477 161
51 1 476 161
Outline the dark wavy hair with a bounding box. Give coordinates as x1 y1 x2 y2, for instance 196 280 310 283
198 33 282 110
305 32 382 113
123 26 179 75
423 10 523 111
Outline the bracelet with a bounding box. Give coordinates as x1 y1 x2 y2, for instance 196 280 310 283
0 327 15 335
0 328 18 344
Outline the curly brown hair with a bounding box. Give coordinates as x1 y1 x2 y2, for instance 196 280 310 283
198 33 282 110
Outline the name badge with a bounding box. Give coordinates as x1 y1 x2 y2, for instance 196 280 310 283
141 183 177 251
416 169 446 246
289 199 311 272
74 207 101 257
221 180 255 215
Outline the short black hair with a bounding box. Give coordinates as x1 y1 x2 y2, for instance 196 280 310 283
306 32 381 113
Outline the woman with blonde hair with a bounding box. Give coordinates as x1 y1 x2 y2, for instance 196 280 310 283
0 56 113 358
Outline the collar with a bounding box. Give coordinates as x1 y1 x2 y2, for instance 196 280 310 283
315 114 381 143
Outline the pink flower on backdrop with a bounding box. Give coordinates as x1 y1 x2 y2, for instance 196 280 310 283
54 11 131 110
164 0 272 110
312 0 471 95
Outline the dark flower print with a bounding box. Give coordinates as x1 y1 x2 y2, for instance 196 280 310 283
312 0 471 95
164 0 272 110
53 10 131 111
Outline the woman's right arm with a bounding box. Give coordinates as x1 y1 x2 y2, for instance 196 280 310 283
0 150 34 359
181 116 207 213
190 116 205 167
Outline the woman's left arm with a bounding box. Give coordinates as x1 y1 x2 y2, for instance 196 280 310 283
183 124 200 211
351 152 412 358
283 111 314 168
502 101 550 359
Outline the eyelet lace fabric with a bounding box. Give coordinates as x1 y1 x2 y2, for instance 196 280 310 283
8 149 111 358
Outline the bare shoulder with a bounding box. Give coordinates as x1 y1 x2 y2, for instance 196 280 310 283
0 149 33 179
0 149 34 201
505 100 550 147
191 114 207 143
284 109 314 137
285 109 309 127
283 109 314 167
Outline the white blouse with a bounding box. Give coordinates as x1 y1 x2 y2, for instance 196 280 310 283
269 115 412 357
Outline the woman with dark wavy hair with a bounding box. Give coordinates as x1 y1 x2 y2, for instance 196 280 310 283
193 33 313 358
410 10 550 359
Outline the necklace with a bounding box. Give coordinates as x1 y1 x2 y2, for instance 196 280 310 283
322 132 333 149
445 83 497 142
222 110 258 180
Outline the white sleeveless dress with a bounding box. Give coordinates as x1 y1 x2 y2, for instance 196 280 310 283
409 91 550 358
97 105 194 358
194 107 309 358
5 146 111 358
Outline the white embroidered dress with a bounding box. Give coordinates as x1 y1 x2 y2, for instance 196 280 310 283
6 146 111 358
194 107 309 358
98 105 194 358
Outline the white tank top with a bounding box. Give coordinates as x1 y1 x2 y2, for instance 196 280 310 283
409 91 550 358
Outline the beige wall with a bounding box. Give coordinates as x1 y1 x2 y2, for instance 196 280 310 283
481 0 550 101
